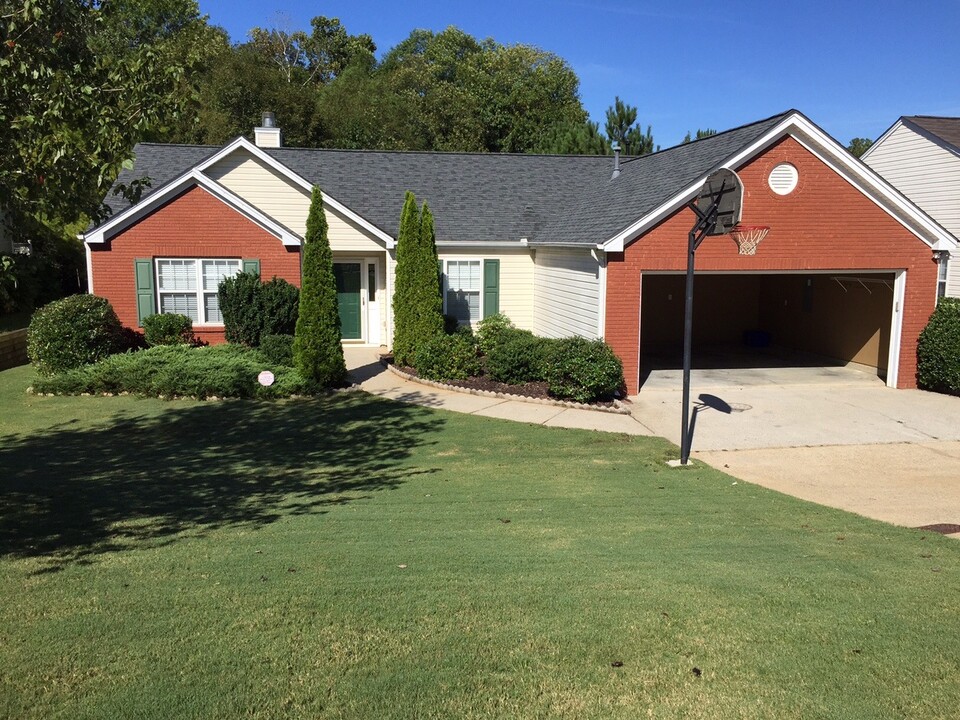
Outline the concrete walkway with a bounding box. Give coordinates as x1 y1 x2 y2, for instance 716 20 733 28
343 346 960 535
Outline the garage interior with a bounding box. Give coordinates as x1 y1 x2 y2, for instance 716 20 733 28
639 273 895 389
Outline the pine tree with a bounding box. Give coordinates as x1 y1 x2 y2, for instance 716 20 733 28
293 186 347 386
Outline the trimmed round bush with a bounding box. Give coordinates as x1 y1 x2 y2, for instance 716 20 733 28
414 332 482 381
485 328 547 385
259 333 295 366
143 313 194 347
27 294 123 376
542 337 624 402
917 298 960 395
476 313 514 355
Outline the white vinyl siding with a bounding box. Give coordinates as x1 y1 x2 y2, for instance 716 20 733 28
864 123 960 298
156 258 240 324
533 247 601 339
206 148 384 253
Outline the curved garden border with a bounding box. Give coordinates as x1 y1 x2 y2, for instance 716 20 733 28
386 362 631 415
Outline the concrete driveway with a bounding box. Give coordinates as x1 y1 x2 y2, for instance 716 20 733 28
632 372 960 533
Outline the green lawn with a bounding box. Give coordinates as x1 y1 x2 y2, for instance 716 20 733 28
1 364 958 719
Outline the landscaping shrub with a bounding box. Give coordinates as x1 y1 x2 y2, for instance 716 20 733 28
259 334 295 366
219 273 300 347
293 186 347 386
476 313 514 355
485 328 548 385
542 337 624 402
413 332 482 381
917 298 960 395
261 277 299 338
143 313 194 347
32 344 319 399
392 193 444 366
219 271 263 346
27 294 123 376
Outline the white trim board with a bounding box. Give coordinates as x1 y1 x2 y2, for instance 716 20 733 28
82 170 300 247
603 112 958 254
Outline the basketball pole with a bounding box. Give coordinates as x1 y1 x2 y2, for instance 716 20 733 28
680 197 722 465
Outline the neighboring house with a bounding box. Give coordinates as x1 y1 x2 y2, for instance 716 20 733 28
83 110 956 394
861 116 960 299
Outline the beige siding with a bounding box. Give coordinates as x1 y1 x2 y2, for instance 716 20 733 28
864 123 960 242
205 148 384 253
949 253 960 297
434 249 535 330
533 247 601 339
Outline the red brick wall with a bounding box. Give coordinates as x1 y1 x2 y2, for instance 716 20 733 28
89 185 301 344
605 136 937 393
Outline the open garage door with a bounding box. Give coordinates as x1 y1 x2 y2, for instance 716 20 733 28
639 272 897 389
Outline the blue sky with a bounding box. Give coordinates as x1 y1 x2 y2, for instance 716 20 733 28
197 0 960 149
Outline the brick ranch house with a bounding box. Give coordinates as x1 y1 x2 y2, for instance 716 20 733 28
83 110 956 394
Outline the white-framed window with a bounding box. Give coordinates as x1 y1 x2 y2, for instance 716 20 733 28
937 255 949 301
156 258 241 324
444 259 482 324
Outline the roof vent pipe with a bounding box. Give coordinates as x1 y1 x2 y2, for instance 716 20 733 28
611 141 621 179
261 112 276 128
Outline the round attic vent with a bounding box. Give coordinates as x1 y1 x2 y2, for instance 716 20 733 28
768 163 798 195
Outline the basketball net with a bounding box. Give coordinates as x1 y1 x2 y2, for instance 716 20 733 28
729 225 770 255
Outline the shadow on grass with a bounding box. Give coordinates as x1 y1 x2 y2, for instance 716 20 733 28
0 392 444 570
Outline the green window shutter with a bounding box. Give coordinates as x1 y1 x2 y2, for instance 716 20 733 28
242 259 260 276
134 258 155 326
483 259 499 318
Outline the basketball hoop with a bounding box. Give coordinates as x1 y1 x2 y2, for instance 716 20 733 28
730 225 770 255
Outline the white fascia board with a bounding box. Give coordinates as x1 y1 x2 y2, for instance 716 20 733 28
197 136 397 249
858 118 903 161
601 112 957 253
83 170 299 247
527 241 605 250
435 240 526 248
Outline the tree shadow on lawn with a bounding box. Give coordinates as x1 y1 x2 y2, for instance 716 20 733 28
0 393 444 571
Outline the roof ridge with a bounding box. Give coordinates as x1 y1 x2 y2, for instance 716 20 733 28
268 146 615 160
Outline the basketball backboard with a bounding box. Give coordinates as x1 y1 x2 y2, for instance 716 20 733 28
695 168 743 235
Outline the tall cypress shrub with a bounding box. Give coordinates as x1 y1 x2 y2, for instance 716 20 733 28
293 187 346 386
391 192 422 366
416 202 445 339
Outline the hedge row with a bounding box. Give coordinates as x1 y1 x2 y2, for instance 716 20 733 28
413 314 625 403
31 344 318 400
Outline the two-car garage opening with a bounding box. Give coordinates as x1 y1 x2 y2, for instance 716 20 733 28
638 272 898 389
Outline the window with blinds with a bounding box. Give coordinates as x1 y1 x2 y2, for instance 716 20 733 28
156 259 240 324
445 260 481 324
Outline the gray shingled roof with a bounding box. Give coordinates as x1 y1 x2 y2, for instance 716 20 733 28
103 110 793 246
905 116 960 153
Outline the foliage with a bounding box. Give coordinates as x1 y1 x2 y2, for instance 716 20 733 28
485 329 549 385
541 337 624 402
413 332 482 381
847 137 874 158
143 313 194 347
219 273 299 347
392 193 444 366
0 218 85 314
604 96 655 156
294 187 346 386
917 298 960 395
31 344 317 399
0 0 210 230
27 294 123 376
218 271 263 346
260 276 300 338
535 119 610 155
475 313 515 355
259 333 295 367
683 128 717 143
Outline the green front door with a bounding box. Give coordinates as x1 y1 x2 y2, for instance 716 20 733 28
334 263 362 340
